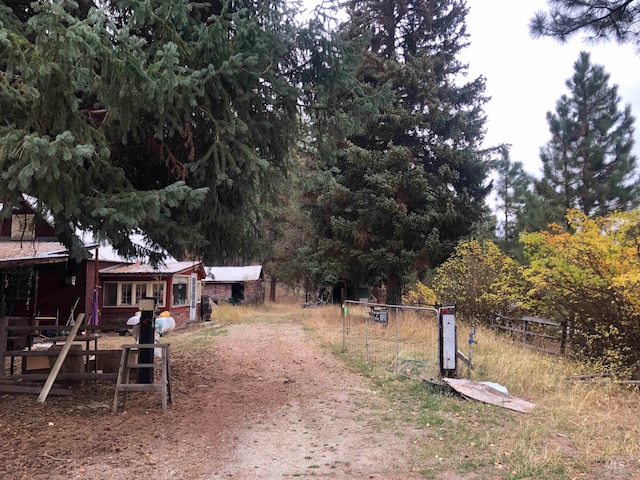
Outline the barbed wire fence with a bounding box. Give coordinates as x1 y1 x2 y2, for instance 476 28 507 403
342 301 441 380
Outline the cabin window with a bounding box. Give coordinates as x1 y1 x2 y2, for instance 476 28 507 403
103 281 166 307
152 282 165 305
120 283 133 305
135 284 146 304
172 276 188 306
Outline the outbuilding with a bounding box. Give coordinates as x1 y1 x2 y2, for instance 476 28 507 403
202 265 264 305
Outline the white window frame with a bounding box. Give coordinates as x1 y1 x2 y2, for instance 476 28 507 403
151 282 165 306
120 282 133 305
172 275 189 306
103 281 167 307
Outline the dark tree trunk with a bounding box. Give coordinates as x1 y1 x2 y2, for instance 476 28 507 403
269 276 277 302
386 273 402 306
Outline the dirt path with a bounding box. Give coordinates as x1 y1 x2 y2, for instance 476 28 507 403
1 321 426 479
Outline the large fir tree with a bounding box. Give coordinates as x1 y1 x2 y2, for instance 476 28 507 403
0 0 330 264
536 51 639 224
304 0 491 304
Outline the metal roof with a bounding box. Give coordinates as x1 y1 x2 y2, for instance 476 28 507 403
2 200 171 265
204 265 263 282
79 232 175 263
100 261 204 275
0 240 70 266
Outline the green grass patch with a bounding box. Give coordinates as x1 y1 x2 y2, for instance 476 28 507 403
168 325 227 351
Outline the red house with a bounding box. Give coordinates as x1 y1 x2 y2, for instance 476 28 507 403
1 198 206 329
0 200 102 324
99 261 206 328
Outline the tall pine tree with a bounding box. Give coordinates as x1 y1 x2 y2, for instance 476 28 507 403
536 51 639 225
305 0 491 304
493 146 532 256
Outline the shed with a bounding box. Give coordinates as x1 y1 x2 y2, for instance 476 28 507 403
203 265 264 305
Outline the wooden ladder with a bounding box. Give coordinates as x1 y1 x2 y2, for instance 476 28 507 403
112 343 173 414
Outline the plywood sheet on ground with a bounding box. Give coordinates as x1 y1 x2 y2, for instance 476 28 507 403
443 378 536 413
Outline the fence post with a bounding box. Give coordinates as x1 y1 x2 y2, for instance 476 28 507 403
365 309 369 363
342 303 347 353
560 320 567 355
394 306 399 365
438 306 457 378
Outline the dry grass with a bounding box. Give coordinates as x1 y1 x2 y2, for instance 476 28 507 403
121 299 638 479
468 320 640 465
293 302 640 479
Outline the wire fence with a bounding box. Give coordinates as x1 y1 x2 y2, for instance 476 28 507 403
342 301 441 380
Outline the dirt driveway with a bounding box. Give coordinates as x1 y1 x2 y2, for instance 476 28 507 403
1 320 428 479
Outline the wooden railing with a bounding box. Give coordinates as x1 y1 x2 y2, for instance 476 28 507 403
490 314 568 355
1 317 123 384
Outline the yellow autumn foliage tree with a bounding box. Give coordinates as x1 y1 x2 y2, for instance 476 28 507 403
432 240 529 322
403 281 437 306
521 210 640 372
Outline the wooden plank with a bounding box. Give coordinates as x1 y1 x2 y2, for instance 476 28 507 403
443 378 536 413
0 384 71 396
456 350 475 369
494 314 562 327
6 324 107 333
38 313 85 403
521 315 563 327
493 324 560 340
5 349 122 357
5 349 86 357
115 384 163 392
0 378 44 386
85 349 123 356
10 373 118 381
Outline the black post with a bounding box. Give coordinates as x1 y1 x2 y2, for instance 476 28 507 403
138 298 155 384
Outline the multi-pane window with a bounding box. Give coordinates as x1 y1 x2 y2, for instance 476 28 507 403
152 283 165 305
121 283 132 305
103 281 166 307
173 277 188 306
135 284 146 304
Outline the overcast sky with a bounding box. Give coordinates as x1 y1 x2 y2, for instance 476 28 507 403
462 0 640 176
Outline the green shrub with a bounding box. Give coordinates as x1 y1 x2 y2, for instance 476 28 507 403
432 240 529 323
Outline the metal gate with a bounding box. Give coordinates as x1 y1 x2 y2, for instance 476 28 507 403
342 301 440 379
